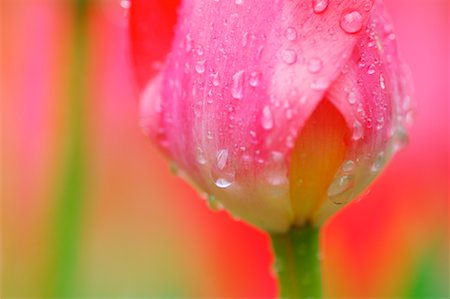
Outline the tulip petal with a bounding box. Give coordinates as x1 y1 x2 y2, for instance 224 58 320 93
130 0 180 88
136 0 378 232
313 1 414 224
289 99 350 226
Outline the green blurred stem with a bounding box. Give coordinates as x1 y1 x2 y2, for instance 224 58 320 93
270 225 322 299
52 0 89 296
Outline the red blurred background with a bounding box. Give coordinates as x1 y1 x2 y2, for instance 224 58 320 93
1 0 448 297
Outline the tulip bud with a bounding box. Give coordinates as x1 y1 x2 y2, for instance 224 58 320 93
130 0 413 233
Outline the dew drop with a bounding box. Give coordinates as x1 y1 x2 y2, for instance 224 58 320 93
235 0 243 5
216 149 229 170
368 64 376 75
328 175 353 198
358 58 367 68
261 105 274 130
196 44 204 56
379 75 386 89
308 57 323 74
363 1 373 11
352 121 364 140
310 78 329 90
265 151 287 186
212 149 235 188
196 147 207 165
195 59 206 74
215 177 233 188
376 116 384 130
391 126 410 152
232 70 245 99
340 11 363 34
256 45 264 60
185 34 193 52
212 71 220 86
312 0 329 14
347 90 357 104
342 160 355 173
371 152 385 173
281 49 297 65
249 71 261 87
285 27 297 41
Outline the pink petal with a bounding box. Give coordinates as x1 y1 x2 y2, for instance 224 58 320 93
139 0 375 232
315 1 414 222
129 0 180 89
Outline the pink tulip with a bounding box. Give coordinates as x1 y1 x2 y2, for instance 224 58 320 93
130 0 413 233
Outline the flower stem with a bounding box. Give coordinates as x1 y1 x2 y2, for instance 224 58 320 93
270 225 322 298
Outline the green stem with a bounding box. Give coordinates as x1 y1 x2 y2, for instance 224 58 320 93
50 0 89 296
270 225 322 299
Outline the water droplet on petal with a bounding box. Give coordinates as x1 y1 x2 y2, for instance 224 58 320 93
212 71 220 86
256 45 264 60
391 126 410 152
312 0 329 14
285 27 297 41
310 78 329 90
249 71 261 87
379 74 386 89
281 49 297 65
261 105 274 130
308 57 323 74
363 1 373 11
195 59 206 74
371 152 385 173
352 121 364 140
212 149 235 189
185 34 193 52
340 11 363 34
376 116 384 130
215 177 233 188
232 70 245 99
216 149 228 170
196 44 204 56
235 0 243 5
265 151 288 186
347 90 357 104
196 148 207 165
342 160 355 173
328 175 353 198
368 64 376 75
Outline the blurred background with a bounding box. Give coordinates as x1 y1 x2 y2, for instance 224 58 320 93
1 0 448 297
